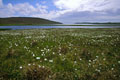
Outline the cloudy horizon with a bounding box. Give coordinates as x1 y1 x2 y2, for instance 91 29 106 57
0 0 120 24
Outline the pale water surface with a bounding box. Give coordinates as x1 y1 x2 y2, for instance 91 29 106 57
0 26 120 30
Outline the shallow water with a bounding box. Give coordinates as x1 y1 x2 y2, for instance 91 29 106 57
0 26 120 30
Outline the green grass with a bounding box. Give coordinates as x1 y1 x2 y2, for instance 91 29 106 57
0 28 120 80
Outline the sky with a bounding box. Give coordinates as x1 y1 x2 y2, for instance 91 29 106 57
0 0 120 23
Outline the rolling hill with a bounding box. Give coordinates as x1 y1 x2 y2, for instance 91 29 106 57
0 17 62 26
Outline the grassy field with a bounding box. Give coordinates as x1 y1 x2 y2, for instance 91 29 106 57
0 28 120 80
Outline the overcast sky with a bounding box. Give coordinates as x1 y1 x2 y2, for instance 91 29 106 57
0 0 120 23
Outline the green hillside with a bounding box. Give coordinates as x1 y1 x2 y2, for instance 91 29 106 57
0 17 62 26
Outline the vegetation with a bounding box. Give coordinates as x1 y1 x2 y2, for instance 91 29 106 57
0 17 62 26
0 28 11 31
0 28 120 80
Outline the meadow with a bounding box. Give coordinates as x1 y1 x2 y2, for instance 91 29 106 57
0 28 120 80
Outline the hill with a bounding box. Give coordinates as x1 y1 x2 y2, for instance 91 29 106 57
0 17 62 26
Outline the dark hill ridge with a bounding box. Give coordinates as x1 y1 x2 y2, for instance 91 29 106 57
0 17 62 25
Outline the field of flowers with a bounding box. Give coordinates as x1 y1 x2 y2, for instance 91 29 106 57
0 28 120 80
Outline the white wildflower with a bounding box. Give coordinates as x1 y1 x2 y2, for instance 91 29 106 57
111 68 114 70
118 61 120 64
47 49 50 52
44 58 47 61
41 49 44 52
28 64 31 66
89 63 91 66
38 65 41 68
53 52 55 55
33 63 35 65
75 68 77 71
42 66 45 68
59 53 61 56
89 60 92 62
20 66 23 69
41 53 45 56
49 60 53 63
75 53 77 55
98 70 101 72
80 58 82 61
74 61 77 64
36 57 40 60
96 56 99 58
103 58 106 61
33 54 35 57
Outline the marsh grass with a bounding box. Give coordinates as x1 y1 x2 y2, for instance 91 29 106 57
22 64 52 80
0 28 120 80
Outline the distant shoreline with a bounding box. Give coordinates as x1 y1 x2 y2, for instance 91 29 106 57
1 17 120 26
0 24 120 26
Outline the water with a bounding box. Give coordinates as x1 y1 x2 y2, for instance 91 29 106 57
0 26 120 30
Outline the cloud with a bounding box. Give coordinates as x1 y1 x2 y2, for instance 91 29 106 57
0 0 70 19
0 0 3 7
53 0 120 23
12 3 48 15
54 0 120 12
0 0 120 23
54 11 120 23
0 0 55 19
41 1 46 4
